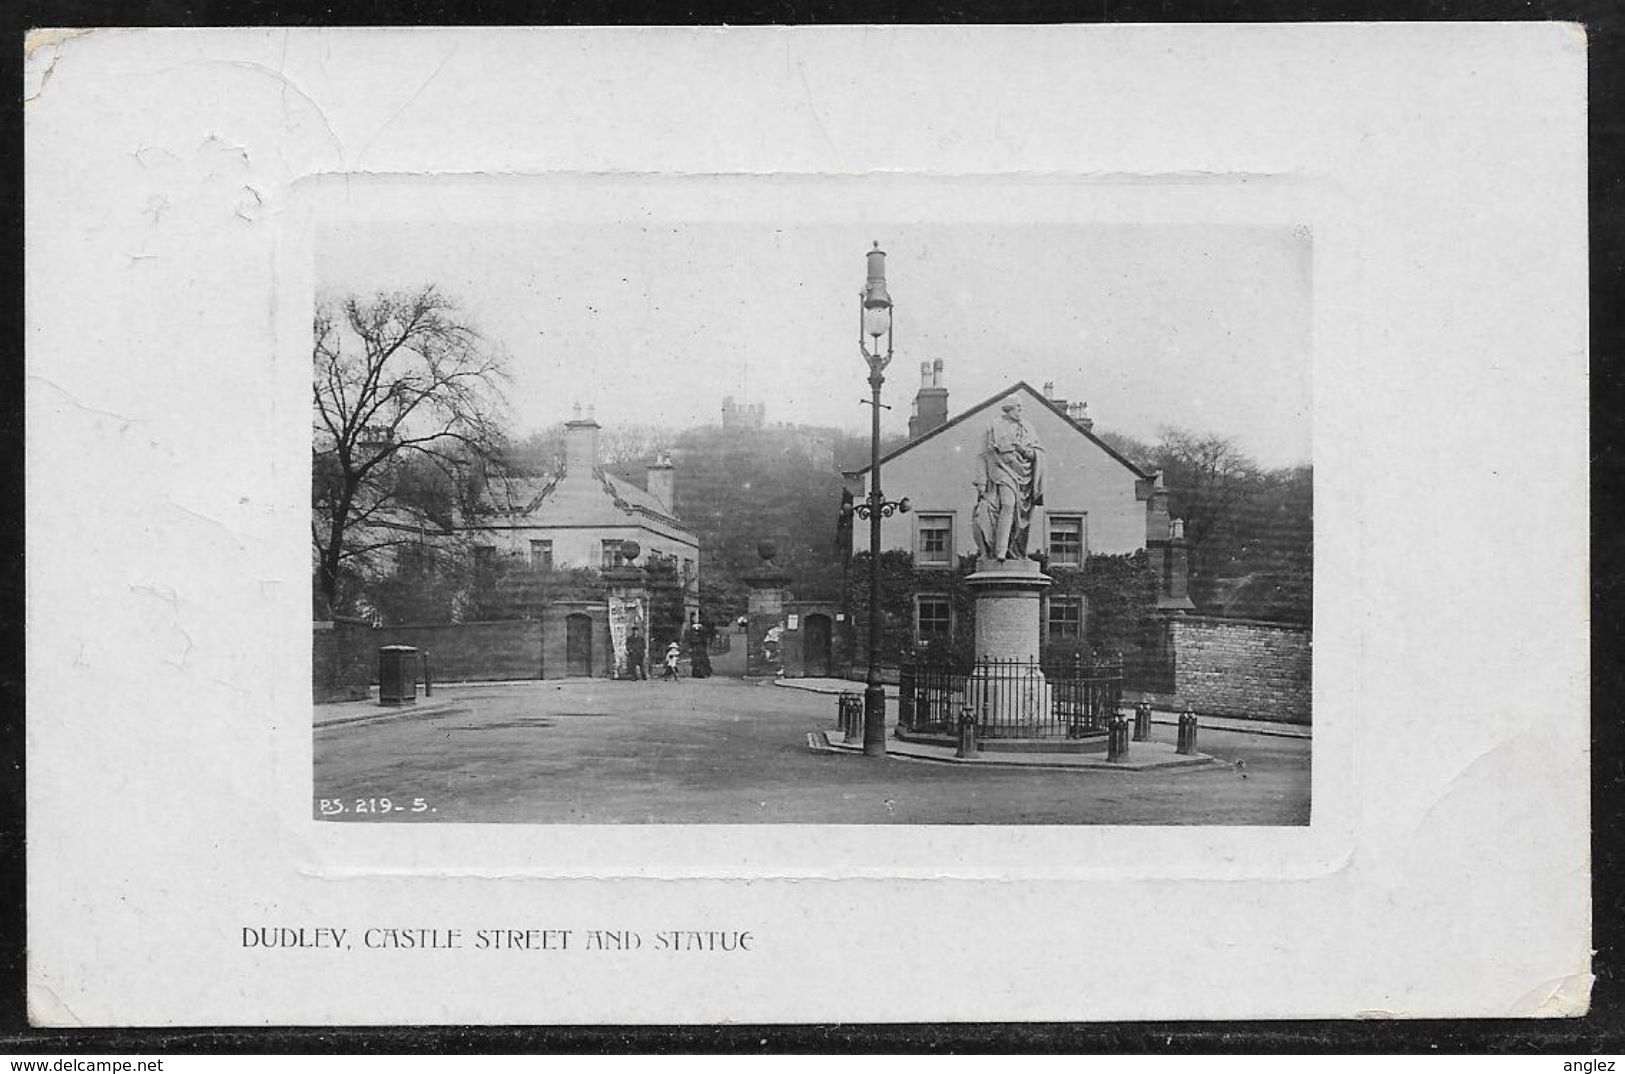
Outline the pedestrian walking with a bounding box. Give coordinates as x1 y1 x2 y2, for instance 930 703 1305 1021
660 640 682 682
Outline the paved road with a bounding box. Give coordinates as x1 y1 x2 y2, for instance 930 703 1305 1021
313 677 1310 825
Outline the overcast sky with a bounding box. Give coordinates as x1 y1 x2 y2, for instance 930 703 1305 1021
317 221 1312 467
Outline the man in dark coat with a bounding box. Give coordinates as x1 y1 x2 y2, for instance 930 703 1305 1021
688 619 713 679
626 626 646 681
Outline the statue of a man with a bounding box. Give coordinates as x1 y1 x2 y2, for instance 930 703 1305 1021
979 399 1046 560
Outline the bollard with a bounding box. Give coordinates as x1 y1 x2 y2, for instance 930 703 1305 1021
956 706 979 759
840 692 864 745
421 650 433 698
1107 711 1130 763
1132 700 1151 742
1177 704 1199 755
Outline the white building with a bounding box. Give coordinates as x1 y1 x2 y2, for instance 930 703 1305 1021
474 415 700 609
846 374 1189 646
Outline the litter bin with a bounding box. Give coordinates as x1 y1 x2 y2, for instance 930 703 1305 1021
378 645 418 706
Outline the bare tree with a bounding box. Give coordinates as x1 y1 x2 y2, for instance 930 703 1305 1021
1148 428 1262 605
1151 428 1259 547
1093 429 1156 470
312 286 509 614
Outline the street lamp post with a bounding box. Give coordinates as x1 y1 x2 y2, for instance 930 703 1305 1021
847 242 911 757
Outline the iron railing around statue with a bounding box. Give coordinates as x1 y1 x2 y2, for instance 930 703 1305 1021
898 654 1124 740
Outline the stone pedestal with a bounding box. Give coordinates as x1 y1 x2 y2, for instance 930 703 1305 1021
964 557 1053 731
965 557 1051 661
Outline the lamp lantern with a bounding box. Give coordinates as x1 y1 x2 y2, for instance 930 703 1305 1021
860 241 894 353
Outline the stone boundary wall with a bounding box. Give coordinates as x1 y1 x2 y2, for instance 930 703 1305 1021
313 616 375 702
538 602 611 680
373 620 547 683
1171 615 1311 724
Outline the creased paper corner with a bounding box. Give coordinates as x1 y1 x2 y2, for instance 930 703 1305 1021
1511 969 1594 1018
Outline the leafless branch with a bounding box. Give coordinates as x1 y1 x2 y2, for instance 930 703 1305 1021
312 285 511 611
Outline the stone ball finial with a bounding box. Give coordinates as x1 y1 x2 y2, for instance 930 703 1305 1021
757 539 778 564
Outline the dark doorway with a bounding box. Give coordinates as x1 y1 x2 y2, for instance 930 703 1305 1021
804 613 833 678
566 613 593 677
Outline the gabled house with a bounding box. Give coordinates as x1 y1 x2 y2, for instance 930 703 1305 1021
470 414 701 615
347 412 703 681
845 370 1192 649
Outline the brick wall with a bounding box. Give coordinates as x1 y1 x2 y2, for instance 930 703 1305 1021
373 620 547 683
1170 615 1311 724
539 602 611 680
313 616 374 702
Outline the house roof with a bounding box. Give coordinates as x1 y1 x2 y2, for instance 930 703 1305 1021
602 472 690 530
848 380 1153 480
477 465 695 537
483 472 559 514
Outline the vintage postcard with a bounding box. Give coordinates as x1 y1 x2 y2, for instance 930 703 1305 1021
25 25 1589 1024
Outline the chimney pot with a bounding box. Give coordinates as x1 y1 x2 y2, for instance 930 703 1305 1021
908 361 950 439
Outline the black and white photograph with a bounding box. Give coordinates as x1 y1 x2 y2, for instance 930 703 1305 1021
25 24 1589 1026
311 214 1314 825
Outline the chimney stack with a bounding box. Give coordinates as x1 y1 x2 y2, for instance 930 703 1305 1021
565 411 601 476
646 451 676 511
908 360 951 440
